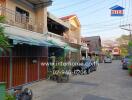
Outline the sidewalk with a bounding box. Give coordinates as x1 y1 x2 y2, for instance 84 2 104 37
24 80 58 100
24 75 73 100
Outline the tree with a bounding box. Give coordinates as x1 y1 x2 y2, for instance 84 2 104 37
128 40 132 55
116 35 129 56
0 16 10 52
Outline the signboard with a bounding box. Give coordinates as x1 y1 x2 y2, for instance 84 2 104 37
110 5 125 16
112 47 121 55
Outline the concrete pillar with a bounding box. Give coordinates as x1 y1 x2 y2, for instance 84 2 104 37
43 7 47 33
35 7 47 33
86 50 88 58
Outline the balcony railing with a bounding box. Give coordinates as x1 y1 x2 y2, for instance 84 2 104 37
47 32 65 41
81 42 87 47
0 6 42 33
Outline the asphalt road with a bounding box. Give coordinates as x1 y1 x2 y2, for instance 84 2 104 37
29 60 132 100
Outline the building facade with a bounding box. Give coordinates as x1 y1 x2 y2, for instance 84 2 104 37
0 1 83 89
0 0 52 88
60 15 83 61
82 36 102 55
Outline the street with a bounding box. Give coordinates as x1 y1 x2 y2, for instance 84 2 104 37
27 60 132 100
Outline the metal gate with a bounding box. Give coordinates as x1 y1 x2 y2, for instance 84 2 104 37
0 57 10 88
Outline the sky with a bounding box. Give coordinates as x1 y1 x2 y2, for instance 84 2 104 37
48 0 132 41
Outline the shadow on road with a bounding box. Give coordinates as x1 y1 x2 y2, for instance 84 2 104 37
69 80 99 87
83 94 114 100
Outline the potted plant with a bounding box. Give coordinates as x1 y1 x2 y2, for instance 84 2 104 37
55 57 69 83
5 93 15 100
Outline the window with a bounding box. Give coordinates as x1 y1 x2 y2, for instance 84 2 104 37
15 7 29 23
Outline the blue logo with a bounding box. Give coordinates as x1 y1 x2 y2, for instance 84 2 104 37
110 5 125 16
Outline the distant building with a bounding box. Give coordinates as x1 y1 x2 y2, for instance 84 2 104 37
82 36 102 55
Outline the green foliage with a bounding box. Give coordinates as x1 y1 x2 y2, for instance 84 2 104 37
120 47 128 56
55 56 65 70
116 35 130 56
116 35 129 44
128 40 132 46
128 40 132 55
0 16 5 23
0 16 11 51
5 93 15 100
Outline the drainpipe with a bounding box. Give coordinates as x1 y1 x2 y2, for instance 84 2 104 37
38 58 40 80
25 57 28 83
9 49 12 88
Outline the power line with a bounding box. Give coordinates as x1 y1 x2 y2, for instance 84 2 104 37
50 0 91 11
121 0 127 25
81 14 132 26
82 26 118 30
66 0 106 14
120 24 132 40
78 0 120 18
81 27 119 33
126 0 131 24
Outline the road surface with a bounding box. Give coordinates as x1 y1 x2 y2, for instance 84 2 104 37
28 60 132 100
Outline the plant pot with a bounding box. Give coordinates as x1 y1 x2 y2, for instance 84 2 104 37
57 76 63 83
57 74 69 83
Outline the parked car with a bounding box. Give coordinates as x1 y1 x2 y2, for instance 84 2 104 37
104 56 112 63
122 56 131 69
72 58 97 75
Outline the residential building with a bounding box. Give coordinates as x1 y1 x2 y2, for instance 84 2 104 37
82 36 103 62
0 0 83 89
0 0 52 88
81 38 89 59
82 36 102 55
61 15 82 61
47 12 70 60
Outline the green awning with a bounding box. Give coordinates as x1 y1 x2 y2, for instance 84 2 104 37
2 23 53 47
47 39 67 47
64 46 78 52
10 35 53 46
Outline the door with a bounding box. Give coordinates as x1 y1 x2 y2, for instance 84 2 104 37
39 57 47 80
0 57 10 88
27 57 38 83
12 57 26 87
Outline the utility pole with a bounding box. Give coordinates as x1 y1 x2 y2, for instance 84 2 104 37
120 24 132 40
120 24 132 55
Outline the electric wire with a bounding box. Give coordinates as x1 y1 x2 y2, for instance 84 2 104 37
50 0 91 11
78 0 120 18
126 0 131 24
81 27 119 33
81 14 132 26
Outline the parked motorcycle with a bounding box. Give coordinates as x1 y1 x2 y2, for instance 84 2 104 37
14 86 33 100
72 58 97 75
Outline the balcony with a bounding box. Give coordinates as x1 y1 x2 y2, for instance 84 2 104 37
19 0 52 8
47 32 64 41
27 0 52 5
46 32 68 47
0 7 41 33
81 42 87 47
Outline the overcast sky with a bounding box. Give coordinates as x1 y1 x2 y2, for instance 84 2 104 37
48 0 132 40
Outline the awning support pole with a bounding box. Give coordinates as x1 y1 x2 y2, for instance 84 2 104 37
9 49 13 88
